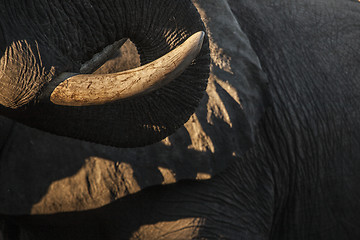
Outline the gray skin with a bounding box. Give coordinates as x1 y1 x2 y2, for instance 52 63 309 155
1 0 360 239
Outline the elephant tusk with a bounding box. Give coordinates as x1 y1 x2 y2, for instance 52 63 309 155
49 31 205 106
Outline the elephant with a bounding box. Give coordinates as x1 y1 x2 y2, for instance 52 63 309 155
1 0 360 239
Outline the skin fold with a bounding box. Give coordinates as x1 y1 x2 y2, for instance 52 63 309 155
1 0 360 239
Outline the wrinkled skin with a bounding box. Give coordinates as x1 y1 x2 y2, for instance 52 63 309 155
0 0 210 147
1 0 360 239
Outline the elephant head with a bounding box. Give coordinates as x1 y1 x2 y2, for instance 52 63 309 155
0 0 210 147
0 0 270 217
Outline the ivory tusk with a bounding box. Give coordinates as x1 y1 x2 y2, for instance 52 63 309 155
49 31 205 106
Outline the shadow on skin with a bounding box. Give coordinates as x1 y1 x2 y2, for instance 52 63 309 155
0 24 259 237
0 86 242 214
1 179 214 239
0 50 249 215
0 83 245 213
0 101 251 238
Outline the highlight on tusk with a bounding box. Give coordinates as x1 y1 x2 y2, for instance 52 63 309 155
49 31 205 106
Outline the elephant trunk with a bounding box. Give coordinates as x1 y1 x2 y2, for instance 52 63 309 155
0 0 210 147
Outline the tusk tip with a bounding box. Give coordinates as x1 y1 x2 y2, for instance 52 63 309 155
192 31 205 49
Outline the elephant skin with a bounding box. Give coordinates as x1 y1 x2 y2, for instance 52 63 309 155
0 0 268 217
1 0 360 239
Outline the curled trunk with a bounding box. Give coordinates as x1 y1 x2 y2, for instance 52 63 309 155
0 0 210 147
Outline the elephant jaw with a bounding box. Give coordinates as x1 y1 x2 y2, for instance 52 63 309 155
47 31 205 106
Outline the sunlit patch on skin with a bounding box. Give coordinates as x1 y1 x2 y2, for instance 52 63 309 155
216 78 242 107
142 124 167 132
80 38 128 74
161 137 172 146
94 39 141 74
206 76 234 128
0 40 55 108
196 172 211 180
209 41 233 74
158 167 176 184
31 157 140 214
184 114 215 153
131 218 204 240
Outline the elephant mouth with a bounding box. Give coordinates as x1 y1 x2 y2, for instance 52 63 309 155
45 31 205 106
